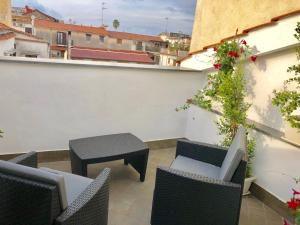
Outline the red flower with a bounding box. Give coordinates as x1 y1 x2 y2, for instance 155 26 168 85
241 39 247 45
283 219 290 225
213 63 222 69
228 51 239 58
293 189 300 196
240 47 244 54
213 47 218 52
287 198 300 210
251 55 257 62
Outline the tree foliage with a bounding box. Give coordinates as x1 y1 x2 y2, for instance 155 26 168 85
272 22 300 131
113 19 120 30
169 41 190 52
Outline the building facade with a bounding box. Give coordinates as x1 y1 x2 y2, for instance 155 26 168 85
0 23 49 58
34 19 167 61
190 0 300 53
0 0 12 26
11 6 59 35
160 32 191 48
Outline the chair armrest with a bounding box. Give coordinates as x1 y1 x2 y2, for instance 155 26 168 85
55 168 111 225
151 167 242 225
176 139 228 167
9 151 38 168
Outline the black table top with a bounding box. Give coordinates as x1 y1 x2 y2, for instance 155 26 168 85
69 133 148 160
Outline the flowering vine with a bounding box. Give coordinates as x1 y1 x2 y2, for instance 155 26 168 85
284 188 300 225
177 35 257 178
272 22 300 131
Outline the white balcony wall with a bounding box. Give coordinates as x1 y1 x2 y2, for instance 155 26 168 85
181 15 300 202
184 105 300 202
0 58 203 154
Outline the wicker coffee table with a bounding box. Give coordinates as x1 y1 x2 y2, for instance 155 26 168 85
69 133 149 182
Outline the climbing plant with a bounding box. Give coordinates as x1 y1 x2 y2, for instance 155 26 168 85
177 35 257 178
272 22 300 131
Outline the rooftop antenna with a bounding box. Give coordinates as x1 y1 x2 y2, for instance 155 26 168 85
101 2 107 27
165 17 169 33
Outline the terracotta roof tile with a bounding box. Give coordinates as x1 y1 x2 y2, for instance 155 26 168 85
0 31 15 41
35 19 108 36
243 22 276 33
271 9 300 22
108 31 163 42
202 43 220 50
22 6 58 22
70 47 155 64
15 37 48 44
221 33 246 42
0 22 44 41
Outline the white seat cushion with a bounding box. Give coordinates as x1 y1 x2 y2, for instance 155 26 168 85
219 126 246 182
171 155 221 179
0 160 68 210
40 167 93 206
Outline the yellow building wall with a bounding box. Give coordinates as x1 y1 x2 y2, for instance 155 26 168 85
190 0 300 53
0 0 12 26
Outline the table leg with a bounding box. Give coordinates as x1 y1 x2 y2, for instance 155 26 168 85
70 149 87 176
128 150 149 182
124 159 129 165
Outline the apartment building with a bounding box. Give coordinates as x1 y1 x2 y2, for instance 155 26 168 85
160 32 191 47
4 2 168 64
12 5 58 22
108 31 167 52
0 0 12 26
11 6 59 35
0 1 49 57
34 19 108 58
34 19 167 60
0 22 49 58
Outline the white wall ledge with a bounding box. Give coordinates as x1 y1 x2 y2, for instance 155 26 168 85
0 56 199 72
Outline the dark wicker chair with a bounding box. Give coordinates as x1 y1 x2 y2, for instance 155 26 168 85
0 151 110 225
151 139 247 225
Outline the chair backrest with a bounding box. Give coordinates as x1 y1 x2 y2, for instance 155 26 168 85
0 160 67 225
219 126 246 182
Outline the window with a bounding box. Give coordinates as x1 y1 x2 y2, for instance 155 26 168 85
57 32 67 45
25 27 32 34
136 41 143 51
86 34 92 41
99 36 105 43
117 39 122 44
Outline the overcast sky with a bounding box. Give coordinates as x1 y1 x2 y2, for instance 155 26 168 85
12 0 197 35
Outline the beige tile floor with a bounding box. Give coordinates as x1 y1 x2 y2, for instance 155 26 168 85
40 147 283 225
